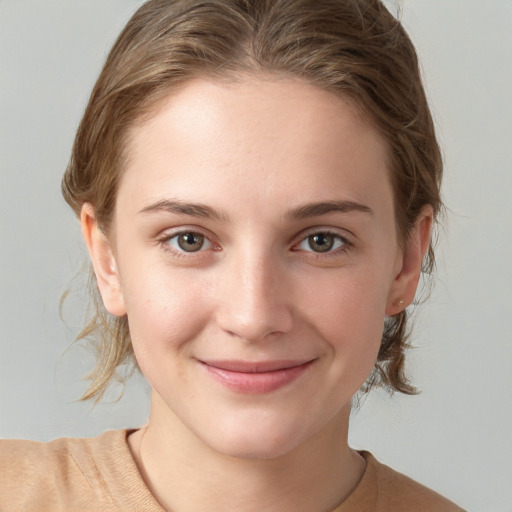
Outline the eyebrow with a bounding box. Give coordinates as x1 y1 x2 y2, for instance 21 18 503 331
139 199 228 221
139 199 373 221
286 200 374 219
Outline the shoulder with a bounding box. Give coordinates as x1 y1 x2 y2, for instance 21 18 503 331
0 435 90 488
352 451 466 512
0 429 147 512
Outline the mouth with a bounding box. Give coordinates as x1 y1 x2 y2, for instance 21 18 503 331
198 359 316 394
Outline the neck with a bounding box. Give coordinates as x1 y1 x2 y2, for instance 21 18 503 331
128 392 365 512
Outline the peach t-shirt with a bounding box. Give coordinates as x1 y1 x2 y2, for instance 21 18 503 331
0 429 465 511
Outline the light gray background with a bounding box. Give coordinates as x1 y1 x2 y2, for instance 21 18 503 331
1 1 511 511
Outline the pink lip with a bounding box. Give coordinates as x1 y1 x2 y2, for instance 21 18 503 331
199 359 315 394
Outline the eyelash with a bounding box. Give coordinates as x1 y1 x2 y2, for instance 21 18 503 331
156 228 352 259
292 230 352 257
157 229 218 258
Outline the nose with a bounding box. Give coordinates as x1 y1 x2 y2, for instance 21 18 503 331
215 249 294 343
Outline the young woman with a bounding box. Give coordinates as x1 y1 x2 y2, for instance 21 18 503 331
1 1 465 510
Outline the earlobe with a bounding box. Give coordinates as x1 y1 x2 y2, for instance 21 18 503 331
385 205 433 316
80 203 126 317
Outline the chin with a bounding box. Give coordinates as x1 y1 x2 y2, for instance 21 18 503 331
196 417 313 461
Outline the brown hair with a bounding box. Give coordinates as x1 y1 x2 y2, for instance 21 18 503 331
62 0 442 401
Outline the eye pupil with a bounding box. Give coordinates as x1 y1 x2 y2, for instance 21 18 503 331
178 232 204 252
308 233 334 253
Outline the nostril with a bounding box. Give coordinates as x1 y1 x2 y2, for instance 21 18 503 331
216 306 294 343
214 255 294 342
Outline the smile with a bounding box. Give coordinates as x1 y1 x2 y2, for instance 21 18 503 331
198 359 316 394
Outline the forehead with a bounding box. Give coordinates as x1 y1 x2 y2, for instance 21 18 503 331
120 76 392 216
129 75 384 157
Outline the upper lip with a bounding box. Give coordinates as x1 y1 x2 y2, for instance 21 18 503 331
198 359 315 373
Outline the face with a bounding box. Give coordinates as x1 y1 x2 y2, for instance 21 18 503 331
84 76 429 459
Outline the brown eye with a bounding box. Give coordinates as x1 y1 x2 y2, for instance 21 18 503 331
296 232 346 254
175 232 207 252
307 233 335 252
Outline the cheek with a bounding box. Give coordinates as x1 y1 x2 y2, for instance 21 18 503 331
307 262 390 327
302 267 390 373
120 267 210 367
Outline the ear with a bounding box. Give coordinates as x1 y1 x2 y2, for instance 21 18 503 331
385 205 433 316
81 203 126 317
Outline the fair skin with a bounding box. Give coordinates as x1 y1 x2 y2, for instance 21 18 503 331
82 76 432 512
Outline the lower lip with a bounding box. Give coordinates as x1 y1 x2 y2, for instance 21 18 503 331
201 361 314 394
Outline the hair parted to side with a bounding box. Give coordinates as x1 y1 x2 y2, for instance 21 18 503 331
62 0 442 402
